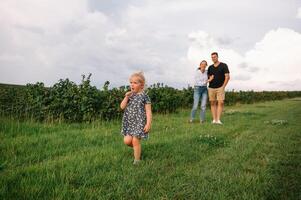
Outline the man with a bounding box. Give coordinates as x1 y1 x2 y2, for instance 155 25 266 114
208 52 230 124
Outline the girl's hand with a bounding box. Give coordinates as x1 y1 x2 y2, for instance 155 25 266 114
120 91 132 110
143 123 151 133
125 91 132 97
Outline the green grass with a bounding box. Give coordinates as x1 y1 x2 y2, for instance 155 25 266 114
1 98 301 200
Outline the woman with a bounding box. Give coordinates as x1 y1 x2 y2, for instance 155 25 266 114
189 60 213 123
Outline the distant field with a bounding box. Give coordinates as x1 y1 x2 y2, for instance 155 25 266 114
1 98 300 199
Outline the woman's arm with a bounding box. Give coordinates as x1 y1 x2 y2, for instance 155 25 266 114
120 92 132 110
143 104 152 133
207 75 214 83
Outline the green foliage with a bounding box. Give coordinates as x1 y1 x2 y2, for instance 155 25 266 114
0 84 27 118
99 86 124 121
25 82 49 120
147 83 183 113
48 78 80 122
225 90 301 105
0 76 301 123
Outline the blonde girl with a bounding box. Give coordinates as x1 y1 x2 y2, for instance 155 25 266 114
120 72 152 164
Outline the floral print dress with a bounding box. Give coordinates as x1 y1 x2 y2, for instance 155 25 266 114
121 91 151 139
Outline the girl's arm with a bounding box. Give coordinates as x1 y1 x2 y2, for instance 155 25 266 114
143 104 152 133
120 92 132 110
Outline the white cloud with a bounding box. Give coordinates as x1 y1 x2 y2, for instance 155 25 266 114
187 28 301 91
244 28 301 90
297 7 301 18
0 0 191 87
0 0 124 86
187 30 245 88
0 0 300 90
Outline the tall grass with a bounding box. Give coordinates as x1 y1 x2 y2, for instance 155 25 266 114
1 98 300 199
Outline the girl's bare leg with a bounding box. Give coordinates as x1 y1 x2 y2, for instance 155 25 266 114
124 135 133 147
132 136 141 161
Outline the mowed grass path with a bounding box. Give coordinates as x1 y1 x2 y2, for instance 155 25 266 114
1 99 300 200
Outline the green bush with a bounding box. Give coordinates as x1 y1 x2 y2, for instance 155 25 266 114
0 75 300 123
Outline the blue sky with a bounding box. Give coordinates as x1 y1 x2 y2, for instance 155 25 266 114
1 0 301 90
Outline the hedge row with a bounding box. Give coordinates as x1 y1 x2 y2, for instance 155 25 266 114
1 74 300 122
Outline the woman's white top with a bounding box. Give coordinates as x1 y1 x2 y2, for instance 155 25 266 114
194 69 208 87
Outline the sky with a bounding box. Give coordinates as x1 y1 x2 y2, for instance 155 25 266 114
0 0 301 91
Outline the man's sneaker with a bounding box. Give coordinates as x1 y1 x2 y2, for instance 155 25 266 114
211 120 217 124
200 120 205 124
189 119 193 123
216 120 223 125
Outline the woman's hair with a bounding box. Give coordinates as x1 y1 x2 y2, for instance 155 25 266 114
130 71 145 86
200 60 207 66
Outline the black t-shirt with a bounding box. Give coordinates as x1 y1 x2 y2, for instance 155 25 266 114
207 62 230 88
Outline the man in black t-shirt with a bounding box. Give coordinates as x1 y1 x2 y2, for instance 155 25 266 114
207 52 230 124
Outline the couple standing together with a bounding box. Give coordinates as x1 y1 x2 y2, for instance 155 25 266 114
190 52 230 124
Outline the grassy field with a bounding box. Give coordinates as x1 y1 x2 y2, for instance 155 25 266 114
0 98 300 200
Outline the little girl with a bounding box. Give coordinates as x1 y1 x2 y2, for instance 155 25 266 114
120 72 152 165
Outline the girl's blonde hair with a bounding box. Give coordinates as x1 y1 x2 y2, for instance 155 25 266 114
130 71 146 86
